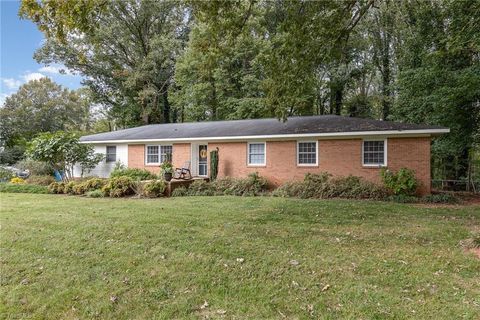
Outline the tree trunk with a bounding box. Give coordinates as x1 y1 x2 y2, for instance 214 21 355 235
163 91 170 123
381 32 391 120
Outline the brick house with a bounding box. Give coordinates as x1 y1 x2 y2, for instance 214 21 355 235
78 115 449 195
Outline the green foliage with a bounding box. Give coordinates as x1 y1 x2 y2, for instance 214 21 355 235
0 183 49 194
48 182 66 194
272 173 388 200
160 161 173 174
423 193 459 204
63 181 76 194
171 186 188 197
15 159 53 176
141 180 167 198
209 148 219 181
381 168 418 196
110 167 157 181
69 178 106 195
24 0 186 126
0 78 91 147
85 189 104 198
102 176 136 197
26 175 55 186
27 132 103 181
0 146 25 165
0 168 15 182
186 180 215 196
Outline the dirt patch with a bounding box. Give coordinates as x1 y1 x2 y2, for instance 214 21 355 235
468 248 480 259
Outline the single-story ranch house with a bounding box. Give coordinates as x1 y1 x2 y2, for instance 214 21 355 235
78 115 449 195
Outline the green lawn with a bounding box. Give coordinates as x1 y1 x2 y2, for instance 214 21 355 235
1 194 479 319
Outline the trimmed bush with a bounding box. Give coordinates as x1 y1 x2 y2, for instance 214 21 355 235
48 181 65 194
187 180 215 196
381 168 418 196
0 183 49 194
63 181 77 194
10 177 25 184
272 173 388 200
171 186 188 197
142 180 167 197
85 189 103 198
423 193 459 204
26 175 55 186
102 176 136 197
72 178 107 195
110 167 157 180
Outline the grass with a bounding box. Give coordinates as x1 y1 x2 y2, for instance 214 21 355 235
0 183 49 194
1 194 479 319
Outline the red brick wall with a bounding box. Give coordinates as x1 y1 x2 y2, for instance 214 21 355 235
128 143 191 175
210 137 431 195
128 137 431 194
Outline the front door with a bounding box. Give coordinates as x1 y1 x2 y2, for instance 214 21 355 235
198 144 208 176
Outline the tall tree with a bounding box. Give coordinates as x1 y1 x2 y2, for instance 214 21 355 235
0 78 91 147
21 0 188 127
393 0 480 180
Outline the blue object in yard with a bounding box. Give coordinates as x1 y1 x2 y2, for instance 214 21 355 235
54 170 63 182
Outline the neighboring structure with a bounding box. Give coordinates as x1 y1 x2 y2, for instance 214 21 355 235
78 115 449 195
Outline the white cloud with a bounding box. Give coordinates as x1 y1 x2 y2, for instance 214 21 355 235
22 72 47 82
38 65 73 75
2 78 22 90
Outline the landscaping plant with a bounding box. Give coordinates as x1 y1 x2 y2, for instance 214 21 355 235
102 176 136 197
141 180 167 197
110 167 157 181
381 168 418 196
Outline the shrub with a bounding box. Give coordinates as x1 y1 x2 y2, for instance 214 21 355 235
110 167 157 180
48 181 65 194
423 193 459 204
26 175 55 186
14 159 53 176
10 177 25 184
72 178 107 195
381 168 418 196
0 167 15 182
0 183 49 194
213 172 269 196
171 186 188 197
142 180 167 197
187 180 215 196
102 176 136 197
85 189 103 198
272 173 388 200
63 181 77 194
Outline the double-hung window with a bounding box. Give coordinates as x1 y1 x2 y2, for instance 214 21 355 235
247 142 266 166
297 141 318 166
106 146 116 162
362 140 386 166
146 145 172 164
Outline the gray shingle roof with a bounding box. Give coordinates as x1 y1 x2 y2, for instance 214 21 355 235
80 115 448 142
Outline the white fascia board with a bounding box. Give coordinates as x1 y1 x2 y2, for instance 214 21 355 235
79 128 450 144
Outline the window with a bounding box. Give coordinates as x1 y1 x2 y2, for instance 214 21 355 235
363 140 386 166
146 145 172 164
106 146 116 162
248 142 266 165
297 141 317 165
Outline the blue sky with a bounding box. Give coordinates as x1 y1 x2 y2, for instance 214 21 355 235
1 0 84 104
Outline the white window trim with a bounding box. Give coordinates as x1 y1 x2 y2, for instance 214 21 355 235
247 141 266 166
297 141 318 166
145 144 172 165
362 138 387 167
106 145 117 163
